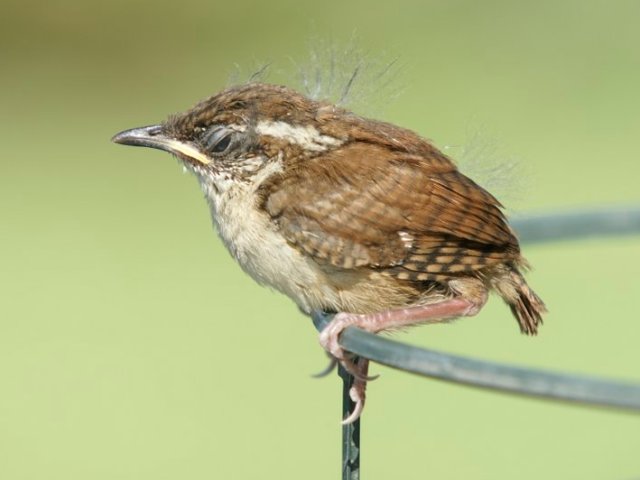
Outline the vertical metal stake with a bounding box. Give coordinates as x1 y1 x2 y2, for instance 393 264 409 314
339 363 360 480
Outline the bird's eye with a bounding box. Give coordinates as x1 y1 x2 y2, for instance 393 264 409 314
203 127 234 154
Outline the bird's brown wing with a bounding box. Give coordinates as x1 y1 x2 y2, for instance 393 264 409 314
262 142 520 281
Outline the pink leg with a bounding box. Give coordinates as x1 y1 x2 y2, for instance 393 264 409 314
319 296 485 424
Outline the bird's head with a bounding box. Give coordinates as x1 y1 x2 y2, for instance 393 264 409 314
111 83 361 195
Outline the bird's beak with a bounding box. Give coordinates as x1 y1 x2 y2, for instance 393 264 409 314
111 125 211 165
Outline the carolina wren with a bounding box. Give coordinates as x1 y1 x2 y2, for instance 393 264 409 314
112 82 546 423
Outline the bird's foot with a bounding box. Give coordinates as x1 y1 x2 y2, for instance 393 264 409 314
317 312 382 424
318 312 380 380
317 299 485 423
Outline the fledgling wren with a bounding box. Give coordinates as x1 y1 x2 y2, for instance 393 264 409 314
112 82 546 424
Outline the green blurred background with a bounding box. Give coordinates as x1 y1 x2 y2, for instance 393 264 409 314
2 0 639 478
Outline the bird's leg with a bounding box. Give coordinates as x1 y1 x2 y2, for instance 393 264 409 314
319 297 485 363
319 295 487 423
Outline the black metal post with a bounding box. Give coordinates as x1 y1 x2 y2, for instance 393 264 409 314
339 364 360 480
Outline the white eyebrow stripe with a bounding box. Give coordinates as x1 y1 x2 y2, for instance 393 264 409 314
255 120 343 152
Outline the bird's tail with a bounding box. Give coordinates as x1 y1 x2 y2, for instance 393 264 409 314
493 266 547 335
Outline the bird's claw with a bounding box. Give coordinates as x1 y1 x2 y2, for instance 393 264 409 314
311 355 338 378
341 357 370 425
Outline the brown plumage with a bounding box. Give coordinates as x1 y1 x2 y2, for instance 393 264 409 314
113 82 547 422
249 86 543 334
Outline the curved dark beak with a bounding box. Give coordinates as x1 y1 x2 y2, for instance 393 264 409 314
111 125 165 148
111 125 210 165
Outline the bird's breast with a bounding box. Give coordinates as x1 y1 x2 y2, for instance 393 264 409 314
200 173 329 312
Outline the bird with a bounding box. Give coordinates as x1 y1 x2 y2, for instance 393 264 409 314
112 82 546 424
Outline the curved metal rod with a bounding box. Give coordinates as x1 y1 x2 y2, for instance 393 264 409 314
312 312 640 411
511 205 640 244
311 205 640 412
